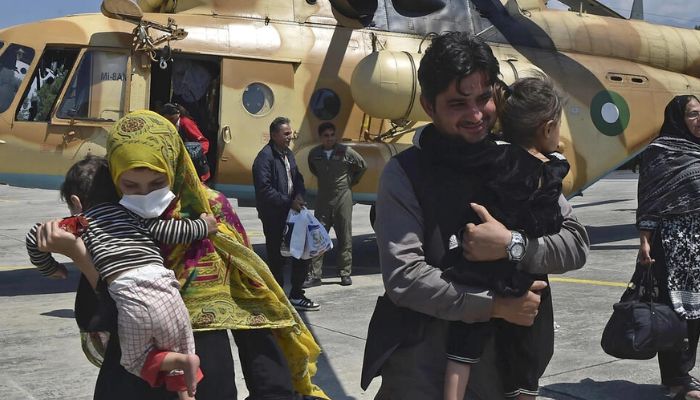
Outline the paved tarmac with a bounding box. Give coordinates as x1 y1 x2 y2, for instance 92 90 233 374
0 170 694 399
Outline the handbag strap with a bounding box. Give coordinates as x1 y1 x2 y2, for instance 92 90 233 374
644 263 655 311
640 227 659 308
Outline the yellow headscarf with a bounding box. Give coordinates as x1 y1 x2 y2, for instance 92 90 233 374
107 110 328 399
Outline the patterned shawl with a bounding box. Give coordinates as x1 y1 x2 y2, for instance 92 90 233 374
637 95 700 230
107 110 328 398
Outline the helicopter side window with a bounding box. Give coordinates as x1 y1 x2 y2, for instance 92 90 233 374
57 50 128 122
16 48 79 122
0 44 35 114
310 88 340 120
242 82 274 116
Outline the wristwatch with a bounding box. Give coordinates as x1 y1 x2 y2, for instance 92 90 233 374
506 231 527 262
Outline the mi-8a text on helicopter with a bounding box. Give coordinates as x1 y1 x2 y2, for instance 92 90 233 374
0 0 698 206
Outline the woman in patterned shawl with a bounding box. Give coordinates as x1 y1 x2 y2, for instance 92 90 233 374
637 94 700 400
42 110 328 400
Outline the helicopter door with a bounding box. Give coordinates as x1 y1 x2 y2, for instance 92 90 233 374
218 57 297 197
148 55 221 180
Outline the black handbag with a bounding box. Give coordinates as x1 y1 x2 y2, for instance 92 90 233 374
74 274 117 333
184 141 210 178
600 261 688 360
74 274 118 367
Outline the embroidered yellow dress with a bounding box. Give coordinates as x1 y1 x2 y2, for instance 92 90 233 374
107 110 328 399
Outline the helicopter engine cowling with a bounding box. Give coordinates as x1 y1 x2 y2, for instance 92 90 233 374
350 50 429 122
137 0 163 11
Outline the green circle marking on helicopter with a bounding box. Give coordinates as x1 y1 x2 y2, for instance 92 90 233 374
590 90 630 136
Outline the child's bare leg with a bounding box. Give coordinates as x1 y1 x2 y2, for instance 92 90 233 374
444 360 471 400
161 352 200 397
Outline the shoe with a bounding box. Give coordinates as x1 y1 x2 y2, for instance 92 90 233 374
302 276 322 289
669 376 700 400
340 276 352 286
290 295 320 311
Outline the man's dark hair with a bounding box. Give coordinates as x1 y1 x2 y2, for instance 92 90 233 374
160 102 192 118
318 122 336 135
417 32 500 105
500 73 564 147
60 155 119 210
160 103 180 116
270 116 291 134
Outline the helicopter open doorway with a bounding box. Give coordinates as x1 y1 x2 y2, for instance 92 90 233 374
149 54 222 183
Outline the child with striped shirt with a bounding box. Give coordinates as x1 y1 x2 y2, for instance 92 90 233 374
26 156 216 400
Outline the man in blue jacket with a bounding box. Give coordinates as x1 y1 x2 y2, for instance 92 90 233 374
253 116 320 311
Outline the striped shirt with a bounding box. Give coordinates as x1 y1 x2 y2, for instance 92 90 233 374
26 203 208 279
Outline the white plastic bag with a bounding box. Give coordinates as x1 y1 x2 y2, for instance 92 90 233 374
281 209 308 259
302 210 333 259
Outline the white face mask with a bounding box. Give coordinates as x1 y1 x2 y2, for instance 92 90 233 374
119 186 176 219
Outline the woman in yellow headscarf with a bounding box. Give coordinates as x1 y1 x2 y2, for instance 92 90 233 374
43 110 328 400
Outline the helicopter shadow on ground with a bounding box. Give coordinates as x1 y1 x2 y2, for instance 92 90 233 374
294 311 361 400
584 224 638 247
247 229 377 399
540 378 666 400
572 199 632 210
0 264 80 296
41 309 75 319
251 233 380 284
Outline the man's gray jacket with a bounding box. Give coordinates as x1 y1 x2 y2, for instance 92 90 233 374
365 147 590 399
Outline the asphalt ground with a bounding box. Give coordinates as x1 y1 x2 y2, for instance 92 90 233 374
0 170 694 399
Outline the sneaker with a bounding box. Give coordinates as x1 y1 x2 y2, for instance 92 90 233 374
290 295 320 311
302 276 322 289
340 276 352 286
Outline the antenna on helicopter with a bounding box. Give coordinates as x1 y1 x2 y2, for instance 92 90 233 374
629 0 644 20
101 0 187 69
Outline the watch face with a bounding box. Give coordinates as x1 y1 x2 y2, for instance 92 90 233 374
511 243 525 259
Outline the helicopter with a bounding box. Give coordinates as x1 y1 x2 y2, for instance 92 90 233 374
0 0 698 208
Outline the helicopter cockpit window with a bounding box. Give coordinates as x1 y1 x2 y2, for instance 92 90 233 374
242 82 274 116
57 50 128 122
16 48 79 122
0 44 35 114
310 88 340 120
0 42 5 50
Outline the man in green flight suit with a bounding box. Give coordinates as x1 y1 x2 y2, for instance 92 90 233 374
305 122 367 287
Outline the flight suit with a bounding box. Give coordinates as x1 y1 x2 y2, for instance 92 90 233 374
308 143 367 279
